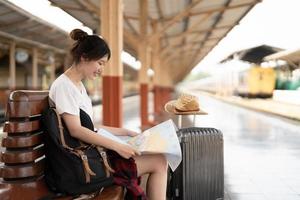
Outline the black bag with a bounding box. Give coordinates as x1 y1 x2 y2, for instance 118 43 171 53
41 105 114 196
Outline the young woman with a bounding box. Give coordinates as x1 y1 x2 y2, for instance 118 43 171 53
49 29 167 200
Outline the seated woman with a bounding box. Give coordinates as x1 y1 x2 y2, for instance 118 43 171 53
49 29 168 200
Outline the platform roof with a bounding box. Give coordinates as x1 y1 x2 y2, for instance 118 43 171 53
0 0 70 54
220 44 283 64
264 48 300 66
49 0 261 83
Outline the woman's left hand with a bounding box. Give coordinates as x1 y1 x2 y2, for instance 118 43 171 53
126 129 139 137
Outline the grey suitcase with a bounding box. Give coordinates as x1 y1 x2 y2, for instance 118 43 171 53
167 127 224 200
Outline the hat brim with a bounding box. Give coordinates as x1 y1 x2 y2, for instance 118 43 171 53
164 100 207 115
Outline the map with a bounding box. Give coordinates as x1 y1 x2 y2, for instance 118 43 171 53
97 119 182 171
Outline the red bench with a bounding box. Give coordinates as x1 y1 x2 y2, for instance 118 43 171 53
0 90 124 200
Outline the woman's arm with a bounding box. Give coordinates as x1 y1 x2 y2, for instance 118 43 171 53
61 113 140 159
98 125 139 137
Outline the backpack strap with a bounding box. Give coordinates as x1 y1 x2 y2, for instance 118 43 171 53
96 146 115 176
48 97 55 108
52 106 73 151
48 97 72 150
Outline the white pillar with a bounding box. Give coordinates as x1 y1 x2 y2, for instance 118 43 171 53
32 48 38 89
50 55 56 83
9 42 16 89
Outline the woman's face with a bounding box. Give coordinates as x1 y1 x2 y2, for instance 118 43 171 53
81 55 108 80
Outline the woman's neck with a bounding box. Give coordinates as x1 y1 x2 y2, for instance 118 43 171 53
64 64 83 85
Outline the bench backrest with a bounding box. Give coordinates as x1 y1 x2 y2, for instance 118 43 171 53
1 90 49 181
0 90 125 200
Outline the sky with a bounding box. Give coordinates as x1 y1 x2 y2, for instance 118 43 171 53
7 0 300 75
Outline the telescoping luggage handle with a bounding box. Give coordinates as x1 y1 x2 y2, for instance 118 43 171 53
177 114 197 129
177 111 208 128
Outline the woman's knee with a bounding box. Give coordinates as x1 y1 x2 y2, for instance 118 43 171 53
153 154 168 173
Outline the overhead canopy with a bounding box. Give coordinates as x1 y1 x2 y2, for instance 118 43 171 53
264 48 300 66
49 0 261 83
220 45 283 64
0 0 70 53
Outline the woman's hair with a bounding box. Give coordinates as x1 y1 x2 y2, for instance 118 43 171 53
69 29 111 64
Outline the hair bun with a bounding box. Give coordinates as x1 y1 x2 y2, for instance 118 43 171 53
70 29 88 41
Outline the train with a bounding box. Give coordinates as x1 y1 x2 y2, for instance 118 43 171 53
235 66 276 98
187 65 277 98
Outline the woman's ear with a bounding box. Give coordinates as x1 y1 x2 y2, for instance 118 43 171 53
80 56 88 62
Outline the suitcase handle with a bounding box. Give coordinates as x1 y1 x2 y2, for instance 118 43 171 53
177 114 196 128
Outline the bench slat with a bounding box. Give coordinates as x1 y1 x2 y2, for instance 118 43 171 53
4 120 41 134
0 160 45 179
9 90 49 102
98 185 124 200
0 176 50 199
1 132 43 148
0 147 44 163
6 101 48 118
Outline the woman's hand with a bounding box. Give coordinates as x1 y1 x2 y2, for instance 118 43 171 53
113 143 141 159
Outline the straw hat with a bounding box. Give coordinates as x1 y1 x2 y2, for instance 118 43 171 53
164 94 207 115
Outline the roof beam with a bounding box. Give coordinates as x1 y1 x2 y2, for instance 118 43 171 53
148 0 204 43
172 12 213 40
124 30 139 50
155 0 163 20
161 12 213 57
189 1 262 16
52 2 138 21
6 23 41 35
171 37 221 48
139 0 148 36
0 9 14 17
0 19 30 29
124 15 139 20
167 24 232 38
49 3 85 11
77 0 99 15
124 17 138 35
0 30 66 54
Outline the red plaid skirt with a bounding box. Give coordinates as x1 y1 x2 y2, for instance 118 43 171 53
108 151 147 200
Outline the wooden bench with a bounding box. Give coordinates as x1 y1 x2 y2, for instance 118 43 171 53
0 90 124 200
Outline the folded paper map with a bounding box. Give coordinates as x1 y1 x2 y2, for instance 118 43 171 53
97 119 182 171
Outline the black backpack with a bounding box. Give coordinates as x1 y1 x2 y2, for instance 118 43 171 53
41 105 114 196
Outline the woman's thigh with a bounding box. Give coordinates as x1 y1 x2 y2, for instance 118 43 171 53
134 154 167 177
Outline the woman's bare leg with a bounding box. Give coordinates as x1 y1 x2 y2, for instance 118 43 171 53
134 154 168 200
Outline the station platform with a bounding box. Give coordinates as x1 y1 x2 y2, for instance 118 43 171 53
195 91 300 122
186 91 300 200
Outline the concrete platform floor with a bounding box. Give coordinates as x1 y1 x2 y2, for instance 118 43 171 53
202 91 300 121
189 92 300 200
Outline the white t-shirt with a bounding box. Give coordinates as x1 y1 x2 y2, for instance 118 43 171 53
49 74 93 121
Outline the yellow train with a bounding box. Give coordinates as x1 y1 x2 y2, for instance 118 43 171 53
235 66 276 98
